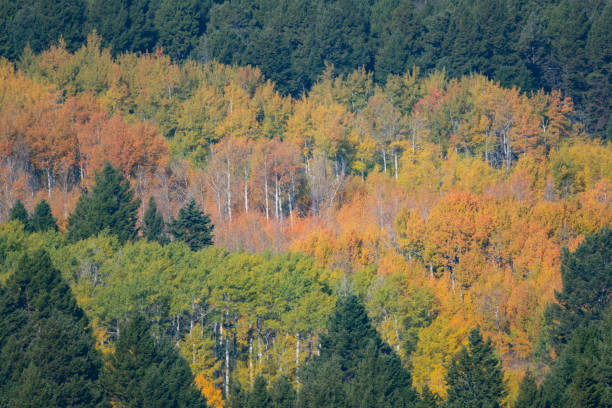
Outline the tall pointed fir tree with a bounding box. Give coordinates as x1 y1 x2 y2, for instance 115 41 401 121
9 199 30 230
142 197 168 244
514 371 538 408
545 227 612 354
445 328 506 408
30 199 57 232
103 313 207 407
298 294 419 408
68 162 140 244
0 250 106 407
167 198 214 251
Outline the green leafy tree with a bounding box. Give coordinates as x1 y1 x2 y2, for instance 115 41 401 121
30 200 57 232
9 199 30 230
167 198 214 251
545 228 612 354
68 162 141 244
0 250 106 407
142 197 168 244
103 313 206 407
445 328 506 408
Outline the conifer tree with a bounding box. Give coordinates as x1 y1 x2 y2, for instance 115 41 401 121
445 328 506 408
167 198 214 251
270 375 296 408
9 199 30 230
248 375 271 408
30 199 57 232
103 313 206 407
0 250 105 407
514 371 538 408
142 196 167 244
545 228 612 354
68 162 140 244
298 294 418 408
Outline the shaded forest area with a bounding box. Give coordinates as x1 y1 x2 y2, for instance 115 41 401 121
0 0 611 137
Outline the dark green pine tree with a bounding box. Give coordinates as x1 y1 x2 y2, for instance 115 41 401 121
545 228 612 355
514 371 538 408
538 310 612 408
416 386 440 408
0 250 106 407
248 375 272 408
167 198 214 251
103 313 206 407
30 200 57 232
445 328 506 408
142 197 168 244
298 294 418 408
9 199 30 230
154 0 207 60
68 162 141 244
270 375 297 408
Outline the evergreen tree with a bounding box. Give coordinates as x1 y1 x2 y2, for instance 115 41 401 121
0 250 105 407
142 197 167 244
30 200 57 232
538 308 612 407
103 313 206 407
68 162 141 244
167 198 214 251
154 0 207 60
514 371 538 408
545 228 612 354
298 294 418 408
270 375 296 408
445 328 506 408
248 375 272 408
9 199 30 230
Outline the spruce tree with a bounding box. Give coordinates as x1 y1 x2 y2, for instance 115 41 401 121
270 375 297 408
142 197 167 244
248 375 271 408
68 162 140 244
445 328 506 408
167 199 214 251
9 199 30 230
103 314 206 407
30 200 57 232
514 371 538 408
298 294 418 408
545 228 612 354
0 250 106 407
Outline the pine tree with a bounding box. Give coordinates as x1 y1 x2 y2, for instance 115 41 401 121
142 197 167 244
103 313 206 407
0 250 106 407
545 228 612 354
9 199 30 231
68 162 141 244
167 198 214 251
248 375 271 408
514 371 538 408
30 200 57 232
270 375 296 408
298 294 418 408
445 328 506 408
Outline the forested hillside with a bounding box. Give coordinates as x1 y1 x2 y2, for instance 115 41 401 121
0 13 611 408
1 0 610 137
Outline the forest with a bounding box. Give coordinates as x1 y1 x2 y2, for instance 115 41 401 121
0 1 611 407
